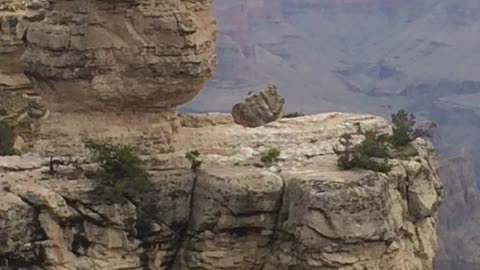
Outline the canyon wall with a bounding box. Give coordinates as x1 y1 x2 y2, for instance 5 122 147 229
185 2 480 268
0 113 442 270
0 1 445 269
435 156 480 270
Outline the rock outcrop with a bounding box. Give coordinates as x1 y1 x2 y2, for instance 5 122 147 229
231 85 285 127
18 0 216 112
0 0 217 153
0 7 33 94
0 91 47 153
0 113 443 270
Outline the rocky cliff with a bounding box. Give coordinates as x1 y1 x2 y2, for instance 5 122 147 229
187 2 480 268
0 113 442 270
0 1 444 269
18 0 216 112
0 0 217 153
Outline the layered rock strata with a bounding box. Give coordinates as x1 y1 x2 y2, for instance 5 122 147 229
0 6 33 94
0 113 443 270
0 0 217 153
20 0 217 112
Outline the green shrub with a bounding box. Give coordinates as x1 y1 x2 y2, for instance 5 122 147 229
0 122 15 156
261 148 281 167
391 144 419 159
333 132 392 173
333 109 425 173
390 109 416 147
333 133 355 170
186 150 202 172
85 140 151 204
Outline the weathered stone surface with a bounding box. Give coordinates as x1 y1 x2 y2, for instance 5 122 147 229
178 113 234 128
0 0 217 154
0 154 44 171
175 167 284 270
403 140 442 220
17 0 216 113
231 85 285 127
0 5 34 93
0 113 442 270
0 92 47 152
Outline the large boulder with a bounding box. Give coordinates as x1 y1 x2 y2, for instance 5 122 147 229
0 0 217 155
16 0 217 113
231 85 285 127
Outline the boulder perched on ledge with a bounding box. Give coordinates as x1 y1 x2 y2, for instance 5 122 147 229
0 113 442 270
231 85 285 127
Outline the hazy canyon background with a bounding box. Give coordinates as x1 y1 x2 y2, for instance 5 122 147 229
181 0 480 269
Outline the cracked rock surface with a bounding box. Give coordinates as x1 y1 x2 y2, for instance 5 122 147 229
0 113 442 270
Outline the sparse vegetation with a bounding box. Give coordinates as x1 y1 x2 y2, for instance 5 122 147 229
261 148 281 167
186 150 203 172
391 144 419 159
390 109 416 147
333 132 392 173
85 140 151 204
333 109 428 172
0 122 15 156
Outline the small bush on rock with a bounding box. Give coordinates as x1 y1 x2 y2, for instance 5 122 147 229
0 122 15 156
390 109 416 147
261 148 281 167
85 140 151 204
333 132 392 173
186 150 203 172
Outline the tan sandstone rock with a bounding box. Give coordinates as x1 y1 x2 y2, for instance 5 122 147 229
0 113 442 270
0 0 217 154
231 85 286 127
18 0 216 113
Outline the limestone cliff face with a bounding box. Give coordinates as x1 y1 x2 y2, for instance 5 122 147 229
0 4 32 94
1 0 216 111
0 0 216 153
0 113 443 270
17 0 216 112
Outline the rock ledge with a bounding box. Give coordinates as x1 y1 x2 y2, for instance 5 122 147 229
0 113 442 270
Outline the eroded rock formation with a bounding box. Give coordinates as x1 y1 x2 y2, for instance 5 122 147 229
0 113 443 270
0 0 217 153
0 1 444 269
18 0 216 112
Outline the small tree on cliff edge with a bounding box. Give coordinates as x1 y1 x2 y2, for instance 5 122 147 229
333 109 425 173
333 131 391 173
390 109 416 147
85 140 151 204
